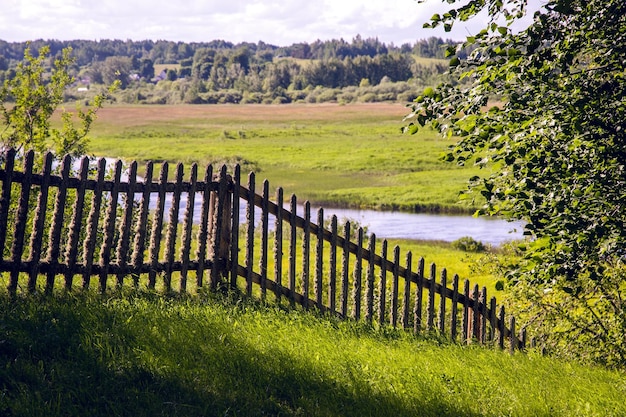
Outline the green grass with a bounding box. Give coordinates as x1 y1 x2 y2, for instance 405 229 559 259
86 104 484 213
1 291 624 417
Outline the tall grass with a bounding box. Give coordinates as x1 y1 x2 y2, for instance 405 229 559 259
1 291 624 417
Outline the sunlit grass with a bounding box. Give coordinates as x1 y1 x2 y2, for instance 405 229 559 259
85 103 483 212
1 291 623 417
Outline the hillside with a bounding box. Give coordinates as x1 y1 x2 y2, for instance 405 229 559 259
1 291 624 417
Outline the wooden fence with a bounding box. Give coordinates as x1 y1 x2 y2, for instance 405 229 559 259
0 149 527 352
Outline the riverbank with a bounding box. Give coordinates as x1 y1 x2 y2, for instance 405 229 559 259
85 103 485 213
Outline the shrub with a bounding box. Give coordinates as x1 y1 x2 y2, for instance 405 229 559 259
451 236 486 253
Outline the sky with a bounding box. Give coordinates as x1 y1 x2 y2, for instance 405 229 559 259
0 0 540 47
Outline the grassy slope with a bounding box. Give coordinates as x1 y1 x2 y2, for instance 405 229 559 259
1 292 624 417
86 103 484 213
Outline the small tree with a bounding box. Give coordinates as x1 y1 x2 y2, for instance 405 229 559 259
405 0 626 366
0 44 117 162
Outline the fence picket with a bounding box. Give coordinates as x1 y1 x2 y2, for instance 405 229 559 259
259 180 269 298
427 263 436 331
0 148 16 266
99 160 122 292
352 227 363 320
273 186 283 300
45 155 72 293
413 257 425 334
341 221 350 318
438 269 447 334
315 208 324 309
148 162 168 289
462 279 470 344
390 245 400 328
245 172 255 296
480 287 487 344
82 158 106 290
288 194 297 305
451 274 459 342
472 284 480 340
116 161 137 288
230 166 241 289
28 153 53 292
328 215 338 314
195 165 213 288
301 201 311 309
163 163 183 292
401 251 411 329
365 234 376 323
132 162 153 286
65 157 89 291
179 164 198 292
9 151 34 293
377 240 388 325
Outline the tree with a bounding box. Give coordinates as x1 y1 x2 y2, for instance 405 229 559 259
1 44 117 162
405 0 626 366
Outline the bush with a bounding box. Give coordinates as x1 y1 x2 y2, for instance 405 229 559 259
451 236 486 253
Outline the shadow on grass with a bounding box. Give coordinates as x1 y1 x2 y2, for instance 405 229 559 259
0 292 481 417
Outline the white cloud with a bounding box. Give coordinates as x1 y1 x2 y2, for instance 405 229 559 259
0 0 542 45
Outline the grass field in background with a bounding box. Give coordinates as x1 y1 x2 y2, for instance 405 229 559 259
86 103 484 213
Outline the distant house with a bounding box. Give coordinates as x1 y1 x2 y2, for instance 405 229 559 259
151 70 167 83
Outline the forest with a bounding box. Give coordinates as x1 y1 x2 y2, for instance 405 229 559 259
0 36 457 105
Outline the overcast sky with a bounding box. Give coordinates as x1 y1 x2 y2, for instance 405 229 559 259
1 0 540 46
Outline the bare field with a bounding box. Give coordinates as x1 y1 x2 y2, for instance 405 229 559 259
93 102 408 126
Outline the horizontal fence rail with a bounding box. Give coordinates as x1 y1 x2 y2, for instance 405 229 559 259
0 149 527 352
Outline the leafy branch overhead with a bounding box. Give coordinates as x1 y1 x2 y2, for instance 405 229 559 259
0 44 118 161
406 0 626 366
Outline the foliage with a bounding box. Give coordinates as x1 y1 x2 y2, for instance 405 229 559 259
451 236 486 253
0 44 117 162
0 38 452 105
405 0 626 366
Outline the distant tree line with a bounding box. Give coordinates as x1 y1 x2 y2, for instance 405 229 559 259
0 36 459 105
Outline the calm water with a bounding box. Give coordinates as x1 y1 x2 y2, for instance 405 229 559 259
104 158 524 246
165 194 524 246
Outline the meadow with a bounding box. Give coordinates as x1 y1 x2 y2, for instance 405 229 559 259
1 291 624 417
87 103 485 213
2 103 624 416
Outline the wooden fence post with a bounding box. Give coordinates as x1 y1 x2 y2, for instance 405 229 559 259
209 165 232 291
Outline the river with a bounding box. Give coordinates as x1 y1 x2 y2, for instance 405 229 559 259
102 157 525 247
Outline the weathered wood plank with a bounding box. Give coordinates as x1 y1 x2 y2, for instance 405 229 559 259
131 162 154 286
116 161 137 287
179 163 198 292
245 172 255 297
28 153 53 292
377 240 388 326
82 158 106 290
99 159 122 293
390 245 400 328
163 163 183 292
315 208 324 309
352 227 363 320
148 162 168 289
273 186 283 300
301 201 311 309
65 157 89 291
259 179 269 298
9 151 34 293
195 164 213 287
328 215 338 314
45 155 72 293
